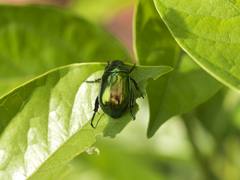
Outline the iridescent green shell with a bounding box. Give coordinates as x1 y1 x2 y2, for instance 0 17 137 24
99 61 131 118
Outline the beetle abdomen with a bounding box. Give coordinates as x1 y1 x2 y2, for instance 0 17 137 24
99 72 130 118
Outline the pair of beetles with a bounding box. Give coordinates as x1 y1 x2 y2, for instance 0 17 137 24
85 60 144 128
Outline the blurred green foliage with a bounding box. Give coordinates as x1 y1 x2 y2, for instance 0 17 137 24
70 0 137 23
0 0 240 180
0 5 131 97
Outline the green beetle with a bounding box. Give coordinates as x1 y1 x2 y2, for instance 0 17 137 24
85 60 144 128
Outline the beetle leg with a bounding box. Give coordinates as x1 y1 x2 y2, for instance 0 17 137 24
130 77 144 99
128 63 136 74
84 78 101 83
94 113 105 128
91 96 99 128
130 89 136 120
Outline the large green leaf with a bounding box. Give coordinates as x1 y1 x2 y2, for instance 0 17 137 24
0 5 130 97
154 0 240 93
0 63 172 179
134 0 222 137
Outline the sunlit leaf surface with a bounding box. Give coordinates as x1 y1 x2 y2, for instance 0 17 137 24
0 63 172 179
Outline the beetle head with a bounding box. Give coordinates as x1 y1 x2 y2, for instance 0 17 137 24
105 60 125 71
110 60 124 66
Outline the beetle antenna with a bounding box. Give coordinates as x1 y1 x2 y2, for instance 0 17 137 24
106 58 112 62
105 58 111 69
123 57 127 62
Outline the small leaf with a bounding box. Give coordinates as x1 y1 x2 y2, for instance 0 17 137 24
134 0 222 137
154 0 240 93
0 63 172 179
